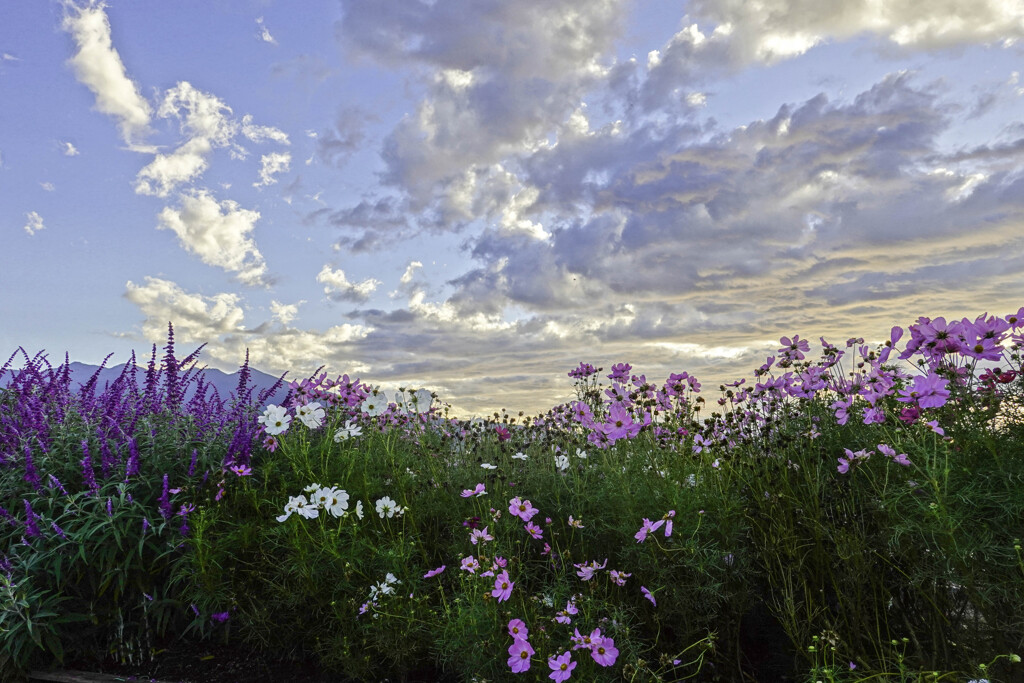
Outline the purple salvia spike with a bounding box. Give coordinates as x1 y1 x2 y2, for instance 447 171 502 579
23 500 41 538
188 449 198 477
162 322 181 415
81 440 100 496
158 473 172 519
22 444 42 492
124 437 140 481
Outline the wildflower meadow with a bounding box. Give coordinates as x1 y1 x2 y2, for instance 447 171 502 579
1 312 1023 682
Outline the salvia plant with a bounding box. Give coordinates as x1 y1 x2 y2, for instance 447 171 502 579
2 312 1023 682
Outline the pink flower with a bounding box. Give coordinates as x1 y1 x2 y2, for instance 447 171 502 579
591 636 619 667
508 638 534 674
634 517 665 542
470 526 494 545
492 570 514 602
548 651 576 682
554 598 578 624
508 618 529 640
896 373 950 409
641 585 657 606
229 464 252 477
571 627 603 650
610 569 631 586
509 497 540 522
525 521 543 539
423 565 446 578
461 483 486 497
460 555 480 573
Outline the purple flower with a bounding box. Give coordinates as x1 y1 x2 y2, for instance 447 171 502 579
508 618 529 640
641 585 657 606
210 611 230 623
547 651 576 682
423 565 446 579
158 474 172 519
22 500 41 539
591 636 619 667
508 638 534 674
896 374 950 409
524 521 543 539
492 570 514 602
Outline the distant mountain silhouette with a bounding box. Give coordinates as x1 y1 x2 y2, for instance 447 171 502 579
1 359 292 407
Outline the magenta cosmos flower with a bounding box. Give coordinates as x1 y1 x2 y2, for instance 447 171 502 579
641 585 657 606
509 497 540 522
508 618 529 640
508 638 534 674
591 636 619 667
548 651 576 682
492 570 514 602
423 565 445 578
896 373 950 409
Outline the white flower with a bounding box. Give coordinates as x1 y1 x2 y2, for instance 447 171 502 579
361 394 388 417
310 486 332 509
375 496 398 518
296 401 325 429
334 420 362 442
410 388 433 414
575 448 588 459
277 494 318 522
480 463 497 470
354 500 364 520
384 572 400 585
554 454 570 471
512 451 528 460
303 483 321 493
325 487 350 517
257 404 291 436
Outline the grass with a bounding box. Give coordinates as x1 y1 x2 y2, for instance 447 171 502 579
1 316 1023 682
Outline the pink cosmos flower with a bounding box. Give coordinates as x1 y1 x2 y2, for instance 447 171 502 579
508 638 534 674
634 517 665 542
548 651 576 682
525 521 543 539
423 565 446 578
571 627 603 650
461 483 486 497
896 373 950 409
492 570 514 602
229 464 252 477
470 526 494 545
554 598 578 624
508 618 529 640
641 585 657 606
509 497 540 522
610 569 631 586
460 556 480 573
591 637 619 667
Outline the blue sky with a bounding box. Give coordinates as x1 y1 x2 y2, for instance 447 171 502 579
2 0 1022 415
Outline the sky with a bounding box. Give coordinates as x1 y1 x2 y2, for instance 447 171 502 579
1 0 1023 416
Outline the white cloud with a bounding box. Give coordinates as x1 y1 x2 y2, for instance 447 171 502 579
61 141 80 156
124 276 246 343
23 211 44 236
40 182 55 191
687 0 1024 65
254 151 291 187
270 300 302 325
256 16 278 45
399 261 423 284
241 115 289 145
156 190 268 286
61 1 152 144
317 264 382 302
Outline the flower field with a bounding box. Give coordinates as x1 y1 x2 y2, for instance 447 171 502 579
2 314 1023 682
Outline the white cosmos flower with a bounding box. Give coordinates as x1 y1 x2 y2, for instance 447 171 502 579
277 494 318 522
480 463 497 470
410 388 433 414
296 401 325 429
310 486 332 509
554 454 570 471
326 487 350 517
354 500 364 520
361 394 387 417
512 451 528 460
303 483 321 493
375 496 398 518
334 420 362 442
258 405 291 436
575 448 588 459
